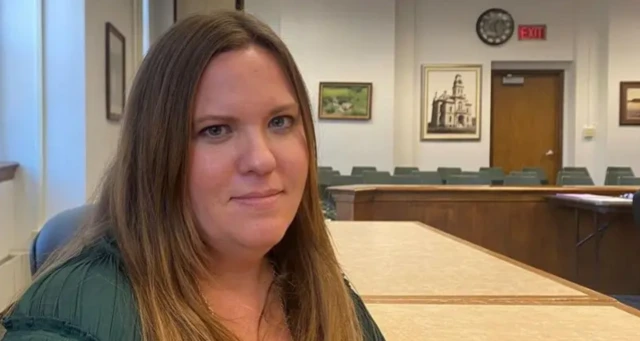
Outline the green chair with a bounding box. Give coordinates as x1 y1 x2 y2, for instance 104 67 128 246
606 166 633 173
556 170 588 184
511 170 539 177
604 167 635 185
394 166 419 175
437 167 462 179
503 174 541 186
318 166 333 172
317 170 339 220
317 170 340 203
351 166 377 176
412 171 444 184
557 173 594 186
479 167 505 185
605 170 635 185
562 167 590 176
618 176 640 185
387 174 423 184
459 171 491 184
362 171 392 184
332 175 364 185
445 174 491 185
318 170 339 186
522 167 548 184
480 166 504 175
479 167 505 183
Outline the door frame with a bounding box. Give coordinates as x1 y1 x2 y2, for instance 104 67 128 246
489 69 565 173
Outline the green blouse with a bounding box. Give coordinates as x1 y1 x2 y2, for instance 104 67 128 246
1 240 385 341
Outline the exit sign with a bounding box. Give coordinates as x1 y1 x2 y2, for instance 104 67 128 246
518 25 547 40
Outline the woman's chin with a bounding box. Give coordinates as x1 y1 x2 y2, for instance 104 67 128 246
235 219 291 250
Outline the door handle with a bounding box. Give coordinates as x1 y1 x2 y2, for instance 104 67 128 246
545 150 554 156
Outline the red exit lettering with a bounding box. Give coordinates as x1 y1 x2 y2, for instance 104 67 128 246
518 25 547 40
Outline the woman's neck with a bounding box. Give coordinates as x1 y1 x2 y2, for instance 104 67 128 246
199 256 290 340
205 255 274 292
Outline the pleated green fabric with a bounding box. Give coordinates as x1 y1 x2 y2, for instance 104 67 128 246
1 240 141 340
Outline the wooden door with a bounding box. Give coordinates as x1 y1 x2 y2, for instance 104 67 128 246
490 70 563 184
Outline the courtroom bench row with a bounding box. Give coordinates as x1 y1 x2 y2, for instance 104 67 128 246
318 165 640 186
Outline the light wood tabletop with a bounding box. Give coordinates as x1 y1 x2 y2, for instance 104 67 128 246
365 302 640 341
328 221 611 304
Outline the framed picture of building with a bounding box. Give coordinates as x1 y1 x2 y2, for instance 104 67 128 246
620 81 640 126
318 82 372 120
420 64 482 140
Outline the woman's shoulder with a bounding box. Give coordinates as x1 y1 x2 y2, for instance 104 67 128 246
1 239 142 341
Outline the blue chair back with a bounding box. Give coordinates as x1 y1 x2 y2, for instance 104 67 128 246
30 205 93 275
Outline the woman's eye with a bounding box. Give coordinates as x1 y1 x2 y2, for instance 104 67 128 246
269 115 294 130
201 125 231 138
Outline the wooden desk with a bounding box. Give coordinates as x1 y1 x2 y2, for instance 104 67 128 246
548 194 633 291
328 185 640 294
366 302 640 340
329 221 611 304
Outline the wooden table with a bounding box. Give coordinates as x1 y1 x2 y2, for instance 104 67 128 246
329 221 640 340
366 302 640 340
547 194 634 290
329 221 611 304
328 185 640 294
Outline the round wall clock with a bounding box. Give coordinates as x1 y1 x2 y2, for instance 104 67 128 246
476 8 515 46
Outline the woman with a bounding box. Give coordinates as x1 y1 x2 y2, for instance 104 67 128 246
0 11 385 341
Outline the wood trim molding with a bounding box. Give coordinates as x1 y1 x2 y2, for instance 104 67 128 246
0 162 19 183
361 295 614 305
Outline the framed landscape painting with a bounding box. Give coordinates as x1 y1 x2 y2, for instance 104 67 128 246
420 64 482 140
620 82 640 126
318 82 372 120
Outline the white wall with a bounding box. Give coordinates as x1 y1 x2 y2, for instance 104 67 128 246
403 0 636 183
276 0 396 175
44 0 88 221
408 0 576 171
245 0 281 34
84 0 134 198
0 0 44 252
147 0 174 45
246 0 640 183
45 0 137 215
605 0 640 169
176 0 235 19
0 0 140 307
0 0 139 254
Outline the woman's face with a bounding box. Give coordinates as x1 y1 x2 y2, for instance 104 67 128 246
189 45 308 258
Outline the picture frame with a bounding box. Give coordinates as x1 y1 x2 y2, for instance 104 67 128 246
619 82 640 126
105 22 126 121
318 82 373 121
420 64 482 141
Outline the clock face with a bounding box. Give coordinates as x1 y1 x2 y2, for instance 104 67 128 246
476 8 515 46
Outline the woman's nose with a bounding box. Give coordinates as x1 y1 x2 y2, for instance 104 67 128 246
237 132 277 175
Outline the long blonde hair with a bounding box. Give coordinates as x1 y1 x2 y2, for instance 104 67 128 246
4 11 362 341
